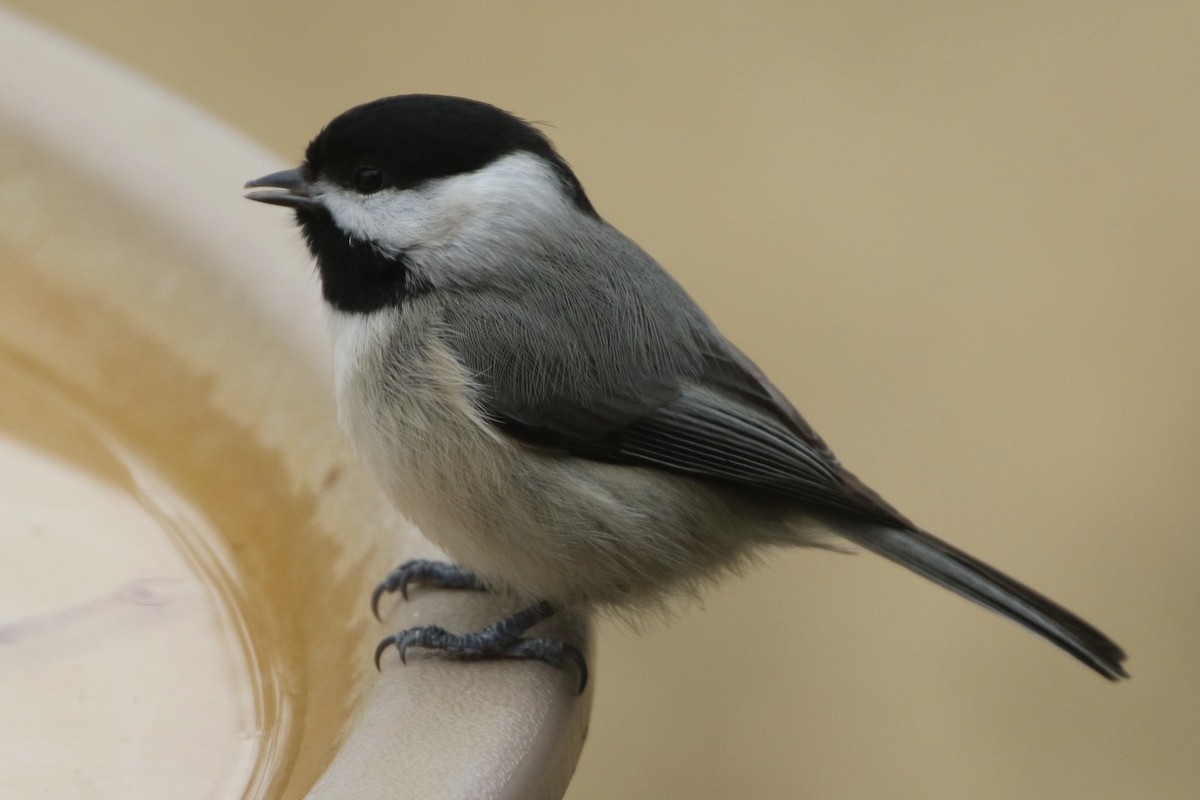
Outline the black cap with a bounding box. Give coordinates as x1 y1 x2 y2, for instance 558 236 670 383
303 94 595 215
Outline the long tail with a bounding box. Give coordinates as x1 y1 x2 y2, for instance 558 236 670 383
840 524 1128 680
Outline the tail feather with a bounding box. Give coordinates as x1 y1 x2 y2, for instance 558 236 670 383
842 524 1128 680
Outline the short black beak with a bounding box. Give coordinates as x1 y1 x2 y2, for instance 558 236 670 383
244 168 319 210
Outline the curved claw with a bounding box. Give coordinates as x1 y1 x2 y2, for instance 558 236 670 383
373 634 397 671
369 573 410 622
559 641 589 695
396 635 413 665
370 582 388 622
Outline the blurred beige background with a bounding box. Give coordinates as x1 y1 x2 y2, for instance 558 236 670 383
8 1 1197 797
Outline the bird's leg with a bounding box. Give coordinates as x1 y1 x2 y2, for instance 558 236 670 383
371 558 486 620
371 560 587 692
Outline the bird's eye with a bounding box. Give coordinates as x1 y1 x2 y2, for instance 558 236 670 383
353 166 384 194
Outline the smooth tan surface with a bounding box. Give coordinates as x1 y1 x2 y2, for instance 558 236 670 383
0 12 590 799
0 361 257 799
5 2 1199 798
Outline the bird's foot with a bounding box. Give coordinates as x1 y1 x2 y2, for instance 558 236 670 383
375 600 588 693
371 558 486 620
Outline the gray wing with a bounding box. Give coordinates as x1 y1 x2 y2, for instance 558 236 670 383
616 367 910 526
440 230 910 528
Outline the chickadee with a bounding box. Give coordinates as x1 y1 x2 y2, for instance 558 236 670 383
245 94 1127 691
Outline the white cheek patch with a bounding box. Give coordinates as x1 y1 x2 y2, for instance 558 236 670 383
449 152 573 226
320 182 463 254
315 152 576 278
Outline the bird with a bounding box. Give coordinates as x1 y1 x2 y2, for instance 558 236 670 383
245 94 1127 692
